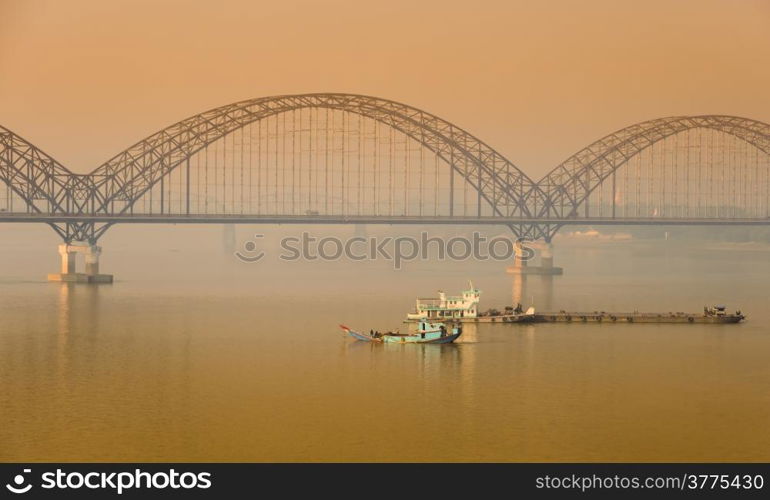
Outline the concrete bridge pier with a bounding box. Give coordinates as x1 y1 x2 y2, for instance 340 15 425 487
507 240 563 275
59 245 77 274
540 242 553 268
84 245 101 276
507 240 530 274
48 243 113 284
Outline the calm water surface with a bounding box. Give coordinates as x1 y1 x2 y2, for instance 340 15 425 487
1 229 769 462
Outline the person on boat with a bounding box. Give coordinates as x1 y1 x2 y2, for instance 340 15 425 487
440 325 447 337
370 329 374 337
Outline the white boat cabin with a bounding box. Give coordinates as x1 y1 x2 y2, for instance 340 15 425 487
408 282 481 320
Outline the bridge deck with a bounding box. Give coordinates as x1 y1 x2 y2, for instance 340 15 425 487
1 214 769 226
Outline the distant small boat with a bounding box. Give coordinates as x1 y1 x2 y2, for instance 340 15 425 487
340 321 462 344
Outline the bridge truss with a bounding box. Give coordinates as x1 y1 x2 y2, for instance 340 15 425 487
2 95 770 245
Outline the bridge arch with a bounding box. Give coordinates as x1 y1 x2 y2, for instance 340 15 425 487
537 115 770 220
0 125 75 213
0 126 105 241
92 93 541 218
4 107 770 245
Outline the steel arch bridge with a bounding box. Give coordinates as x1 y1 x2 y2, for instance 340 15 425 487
1 94 543 243
2 93 770 250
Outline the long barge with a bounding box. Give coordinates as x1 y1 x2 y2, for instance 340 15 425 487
532 309 744 324
407 311 744 324
405 285 745 324
407 308 744 324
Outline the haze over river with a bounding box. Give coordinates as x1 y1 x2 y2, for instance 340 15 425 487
1 225 769 462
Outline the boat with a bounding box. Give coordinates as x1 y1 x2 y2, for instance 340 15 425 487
406 281 481 320
340 321 462 344
405 281 536 323
532 305 745 324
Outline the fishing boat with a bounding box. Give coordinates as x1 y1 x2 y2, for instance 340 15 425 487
340 321 462 344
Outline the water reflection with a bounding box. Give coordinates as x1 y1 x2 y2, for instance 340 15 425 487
3 240 770 461
55 284 73 383
457 322 478 344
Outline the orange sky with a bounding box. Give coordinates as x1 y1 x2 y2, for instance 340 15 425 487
1 0 769 177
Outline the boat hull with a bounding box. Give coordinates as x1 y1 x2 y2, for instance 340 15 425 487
381 331 461 344
347 329 377 341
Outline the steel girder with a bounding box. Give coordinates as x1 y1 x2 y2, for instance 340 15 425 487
0 127 111 242
507 223 562 242
2 100 770 246
46 221 113 243
0 125 74 214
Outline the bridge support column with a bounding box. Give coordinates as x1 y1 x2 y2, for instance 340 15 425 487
540 242 555 270
59 244 77 274
538 241 563 275
48 244 113 284
84 245 101 277
507 240 563 275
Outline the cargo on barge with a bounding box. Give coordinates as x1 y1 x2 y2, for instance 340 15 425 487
455 305 745 324
532 306 744 324
405 300 745 325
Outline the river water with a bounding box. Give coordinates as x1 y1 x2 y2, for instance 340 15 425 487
1 226 769 462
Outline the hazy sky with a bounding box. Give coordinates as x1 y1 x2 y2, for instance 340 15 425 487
1 0 769 177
